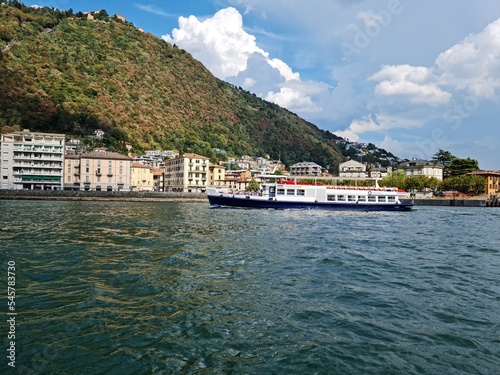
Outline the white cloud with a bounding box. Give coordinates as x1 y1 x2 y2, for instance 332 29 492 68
268 58 300 81
265 87 320 114
163 7 319 115
379 135 407 157
135 3 173 18
370 65 452 106
369 17 500 109
334 113 422 141
162 8 266 79
436 18 500 98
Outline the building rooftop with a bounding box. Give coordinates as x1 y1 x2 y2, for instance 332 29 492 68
82 151 131 161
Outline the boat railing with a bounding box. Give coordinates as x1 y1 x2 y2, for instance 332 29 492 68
228 189 264 196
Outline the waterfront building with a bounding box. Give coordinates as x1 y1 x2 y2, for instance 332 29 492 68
64 154 81 190
398 159 444 180
164 153 209 192
131 162 154 191
224 170 252 191
369 166 391 179
0 131 65 190
290 161 323 176
209 164 226 187
339 160 367 178
152 169 165 192
468 170 500 195
66 151 132 191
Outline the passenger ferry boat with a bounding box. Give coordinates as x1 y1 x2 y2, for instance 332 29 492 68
207 176 413 211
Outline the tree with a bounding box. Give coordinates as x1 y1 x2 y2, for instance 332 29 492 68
448 157 479 177
247 178 260 191
379 169 406 189
469 175 486 195
432 149 455 178
432 149 455 165
432 150 479 178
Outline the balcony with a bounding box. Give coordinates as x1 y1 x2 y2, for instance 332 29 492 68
96 172 102 176
107 173 113 177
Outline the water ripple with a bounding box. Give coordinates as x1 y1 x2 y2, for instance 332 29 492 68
1 201 499 374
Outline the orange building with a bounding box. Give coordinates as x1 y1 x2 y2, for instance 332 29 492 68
469 170 500 195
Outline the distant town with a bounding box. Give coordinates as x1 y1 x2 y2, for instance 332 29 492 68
1 129 499 200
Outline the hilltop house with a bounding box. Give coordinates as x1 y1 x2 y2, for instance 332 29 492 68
339 160 367 178
369 166 391 179
290 161 323 176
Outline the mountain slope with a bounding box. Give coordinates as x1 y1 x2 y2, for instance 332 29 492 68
0 2 345 170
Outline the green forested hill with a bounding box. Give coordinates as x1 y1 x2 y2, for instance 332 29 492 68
0 1 345 170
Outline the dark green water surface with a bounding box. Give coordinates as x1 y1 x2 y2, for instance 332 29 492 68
1 201 499 374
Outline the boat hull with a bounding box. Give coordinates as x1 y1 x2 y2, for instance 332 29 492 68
208 194 413 211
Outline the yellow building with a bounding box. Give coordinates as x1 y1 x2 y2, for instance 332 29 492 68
64 151 132 191
469 171 500 195
209 164 226 187
131 162 154 191
164 153 209 192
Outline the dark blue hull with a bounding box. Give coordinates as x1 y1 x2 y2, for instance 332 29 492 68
208 195 413 211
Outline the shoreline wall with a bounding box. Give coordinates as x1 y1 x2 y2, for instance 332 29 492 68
412 198 486 207
0 189 207 202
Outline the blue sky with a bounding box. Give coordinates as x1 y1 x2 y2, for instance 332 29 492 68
24 0 500 169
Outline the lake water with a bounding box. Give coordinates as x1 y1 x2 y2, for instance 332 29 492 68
1 201 499 374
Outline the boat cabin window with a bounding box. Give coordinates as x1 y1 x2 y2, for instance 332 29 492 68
388 196 396 202
379 196 387 203
286 189 295 196
348 195 356 202
337 195 345 202
327 195 335 201
277 188 285 195
368 196 376 202
358 196 366 202
297 189 305 196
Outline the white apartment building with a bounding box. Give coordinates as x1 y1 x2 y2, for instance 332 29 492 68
290 161 323 176
164 153 209 192
339 160 368 178
398 159 444 181
1 131 65 190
